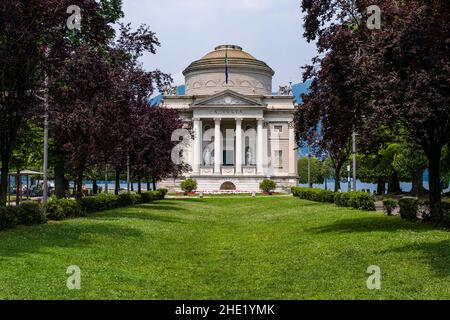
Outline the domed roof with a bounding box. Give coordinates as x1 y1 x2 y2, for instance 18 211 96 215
183 45 274 76
200 45 256 60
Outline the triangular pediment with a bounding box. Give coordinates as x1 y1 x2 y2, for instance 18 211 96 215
193 90 263 106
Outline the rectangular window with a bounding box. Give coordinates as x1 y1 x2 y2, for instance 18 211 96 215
274 125 283 134
275 150 283 168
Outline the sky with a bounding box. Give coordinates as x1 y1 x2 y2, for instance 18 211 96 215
119 0 317 91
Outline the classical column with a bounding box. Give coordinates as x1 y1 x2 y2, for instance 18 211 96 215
235 118 243 174
256 118 264 174
193 118 202 173
214 118 222 174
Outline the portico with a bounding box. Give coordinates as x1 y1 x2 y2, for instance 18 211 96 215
160 45 298 192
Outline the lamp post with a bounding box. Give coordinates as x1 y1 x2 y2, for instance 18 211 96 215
126 155 130 192
347 164 351 192
43 110 49 206
307 144 312 188
352 131 357 192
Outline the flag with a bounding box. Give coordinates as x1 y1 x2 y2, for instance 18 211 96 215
225 49 229 84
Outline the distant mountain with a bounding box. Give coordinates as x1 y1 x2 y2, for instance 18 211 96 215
149 80 312 107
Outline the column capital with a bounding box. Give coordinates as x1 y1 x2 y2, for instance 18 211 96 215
214 118 222 123
192 117 202 122
235 118 243 123
256 118 264 123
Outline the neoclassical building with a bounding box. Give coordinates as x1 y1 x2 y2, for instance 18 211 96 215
160 45 298 192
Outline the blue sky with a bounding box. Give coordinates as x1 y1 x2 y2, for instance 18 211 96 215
119 0 317 90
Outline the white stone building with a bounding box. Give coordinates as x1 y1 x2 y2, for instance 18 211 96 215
160 45 298 192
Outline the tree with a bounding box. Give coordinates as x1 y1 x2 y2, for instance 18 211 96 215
297 157 323 184
9 120 43 204
0 0 47 205
297 0 376 192
353 0 450 218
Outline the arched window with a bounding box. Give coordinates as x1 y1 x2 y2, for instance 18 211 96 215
220 182 236 190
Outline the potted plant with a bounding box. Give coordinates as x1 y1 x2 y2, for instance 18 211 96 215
259 179 277 195
180 178 198 196
383 198 398 216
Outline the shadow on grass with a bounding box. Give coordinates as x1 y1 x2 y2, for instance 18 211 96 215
387 240 450 277
0 222 143 258
307 216 431 234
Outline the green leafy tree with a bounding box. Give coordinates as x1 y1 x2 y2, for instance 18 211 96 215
297 157 323 185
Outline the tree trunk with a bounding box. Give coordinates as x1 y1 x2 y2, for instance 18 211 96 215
333 164 343 192
376 177 385 195
137 179 141 194
16 170 21 206
54 159 66 198
147 181 151 191
410 169 424 196
115 170 120 195
0 152 10 206
75 171 84 200
427 152 442 221
93 179 98 195
388 171 401 193
130 181 134 191
152 177 157 191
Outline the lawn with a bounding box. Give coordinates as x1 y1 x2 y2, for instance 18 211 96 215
1 196 449 299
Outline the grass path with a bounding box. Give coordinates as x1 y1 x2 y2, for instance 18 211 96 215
1 196 449 299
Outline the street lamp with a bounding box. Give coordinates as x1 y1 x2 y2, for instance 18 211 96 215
352 131 357 192
307 144 312 188
347 164 351 192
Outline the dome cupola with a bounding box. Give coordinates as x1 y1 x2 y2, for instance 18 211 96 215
183 45 274 96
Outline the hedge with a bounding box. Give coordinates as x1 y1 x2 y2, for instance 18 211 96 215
0 206 18 230
292 187 375 211
398 197 419 220
0 188 168 232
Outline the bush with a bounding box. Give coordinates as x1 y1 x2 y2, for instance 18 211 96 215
47 198 83 220
399 197 419 220
16 201 46 226
0 206 18 230
117 192 141 207
441 202 450 227
157 188 168 198
383 199 398 216
180 179 197 194
349 192 376 211
141 191 156 203
259 179 277 194
334 192 350 207
291 187 335 203
92 193 119 211
78 197 99 214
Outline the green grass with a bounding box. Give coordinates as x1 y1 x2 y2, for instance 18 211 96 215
1 196 450 299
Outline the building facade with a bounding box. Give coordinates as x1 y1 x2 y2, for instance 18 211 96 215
160 45 298 192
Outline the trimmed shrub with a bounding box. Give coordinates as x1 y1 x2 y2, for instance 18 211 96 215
47 198 83 220
117 192 141 207
399 197 419 220
181 179 197 194
441 202 450 227
78 197 99 214
291 187 335 203
141 191 156 203
347 192 376 211
93 193 119 211
334 192 350 207
383 198 398 216
157 188 168 198
0 206 18 230
16 201 46 226
259 179 277 194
